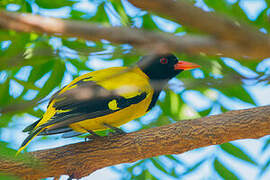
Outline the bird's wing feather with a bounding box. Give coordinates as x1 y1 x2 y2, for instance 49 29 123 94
19 67 151 153
38 67 149 130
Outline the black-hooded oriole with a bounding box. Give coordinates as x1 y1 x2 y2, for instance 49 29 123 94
18 54 200 153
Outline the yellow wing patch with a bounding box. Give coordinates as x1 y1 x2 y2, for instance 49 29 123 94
108 99 120 110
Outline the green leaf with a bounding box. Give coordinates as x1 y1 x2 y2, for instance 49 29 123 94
165 155 186 167
182 158 206 176
158 93 170 116
203 0 251 24
198 107 212 117
63 39 105 56
35 0 75 9
36 60 66 98
159 90 183 120
133 169 158 180
0 31 11 41
220 104 229 113
62 39 88 52
150 158 170 175
69 59 90 71
266 0 270 6
110 0 131 26
169 90 180 117
0 173 20 180
127 160 145 173
21 0 33 13
28 61 54 83
261 137 270 153
220 85 256 105
214 158 239 180
220 143 257 165
28 109 44 118
90 3 109 24
239 60 259 72
0 114 12 127
142 14 158 30
0 142 17 159
13 78 40 91
0 33 30 69
254 8 269 29
0 80 11 107
31 40 54 58
0 141 41 168
120 52 141 66
259 158 270 177
70 9 87 20
0 98 39 115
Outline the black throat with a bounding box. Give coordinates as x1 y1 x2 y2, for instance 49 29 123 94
137 54 182 111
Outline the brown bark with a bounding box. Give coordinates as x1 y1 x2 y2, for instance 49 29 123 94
129 0 270 56
1 105 270 179
0 10 269 59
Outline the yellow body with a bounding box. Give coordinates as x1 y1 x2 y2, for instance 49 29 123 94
17 66 154 154
37 66 153 133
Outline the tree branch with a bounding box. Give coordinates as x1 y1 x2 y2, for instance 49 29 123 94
1 105 270 179
0 10 269 59
129 0 270 56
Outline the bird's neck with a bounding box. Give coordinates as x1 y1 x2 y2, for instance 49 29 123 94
137 64 169 81
135 66 168 91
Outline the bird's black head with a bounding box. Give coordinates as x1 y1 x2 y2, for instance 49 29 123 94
137 54 200 80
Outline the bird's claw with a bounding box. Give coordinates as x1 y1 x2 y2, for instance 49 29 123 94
107 129 126 137
84 129 102 142
103 123 126 136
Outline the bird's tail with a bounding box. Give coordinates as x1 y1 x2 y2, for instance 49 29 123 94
16 127 45 156
22 118 42 132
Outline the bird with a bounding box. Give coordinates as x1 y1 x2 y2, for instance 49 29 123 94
18 54 200 153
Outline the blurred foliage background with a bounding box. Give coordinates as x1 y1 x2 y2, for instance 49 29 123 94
0 0 270 179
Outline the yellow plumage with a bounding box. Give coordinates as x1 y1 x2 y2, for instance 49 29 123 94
42 67 152 131
18 67 154 153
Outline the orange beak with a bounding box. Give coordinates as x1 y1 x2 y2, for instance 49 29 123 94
174 61 200 70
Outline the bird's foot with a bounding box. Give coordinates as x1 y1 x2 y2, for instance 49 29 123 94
84 130 102 142
103 123 126 136
107 129 126 136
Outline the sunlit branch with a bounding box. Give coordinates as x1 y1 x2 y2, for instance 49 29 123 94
1 105 270 179
0 11 267 59
128 0 270 59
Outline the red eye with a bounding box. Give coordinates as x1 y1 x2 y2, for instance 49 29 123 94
160 58 168 64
